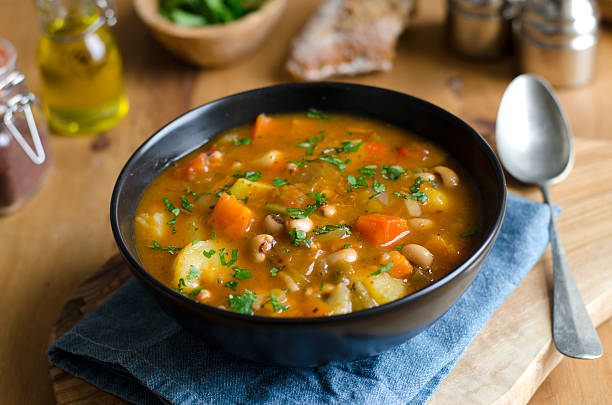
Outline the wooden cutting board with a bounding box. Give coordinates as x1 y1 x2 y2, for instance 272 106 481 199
48 137 612 404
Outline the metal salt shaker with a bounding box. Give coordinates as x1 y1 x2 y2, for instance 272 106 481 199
514 0 600 86
446 0 521 58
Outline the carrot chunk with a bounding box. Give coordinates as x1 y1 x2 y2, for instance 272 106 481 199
252 113 276 140
175 152 209 180
381 251 413 279
208 193 253 238
355 214 408 246
364 142 389 157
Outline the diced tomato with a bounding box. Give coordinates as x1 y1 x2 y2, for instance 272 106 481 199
208 193 253 238
355 214 408 246
175 153 209 180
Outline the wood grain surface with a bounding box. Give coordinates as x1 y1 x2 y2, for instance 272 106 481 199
1 0 611 404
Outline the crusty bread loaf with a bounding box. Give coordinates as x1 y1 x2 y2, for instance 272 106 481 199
287 0 415 81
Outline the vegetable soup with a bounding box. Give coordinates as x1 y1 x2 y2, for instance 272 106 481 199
134 111 482 317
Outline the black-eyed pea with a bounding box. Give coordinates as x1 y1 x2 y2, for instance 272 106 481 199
326 248 358 265
250 234 275 263
263 214 285 234
286 217 313 232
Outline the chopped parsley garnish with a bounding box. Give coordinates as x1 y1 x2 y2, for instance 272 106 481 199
187 287 205 297
185 186 204 201
174 278 187 294
371 262 394 276
429 179 439 188
343 244 351 249
313 224 352 236
229 290 257 315
373 179 386 193
233 170 262 182
211 231 216 240
410 176 424 193
411 191 429 203
225 281 238 291
306 108 332 121
270 266 284 276
163 198 180 216
289 228 311 248
191 239 200 245
146 240 182 255
382 165 406 180
318 156 346 172
167 217 177 226
281 247 291 253
186 265 200 280
286 192 327 219
233 137 251 146
358 165 377 176
297 135 325 156
272 177 289 187
460 230 477 237
202 249 216 258
219 248 238 266
396 243 406 250
270 291 289 312
290 160 306 167
320 281 325 291
334 140 363 154
232 267 253 280
180 195 193 211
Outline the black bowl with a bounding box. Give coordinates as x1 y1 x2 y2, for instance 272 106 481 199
110 82 506 367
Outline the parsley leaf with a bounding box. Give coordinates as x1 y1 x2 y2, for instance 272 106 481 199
186 265 200 280
289 228 311 248
202 249 216 258
410 176 424 193
163 198 181 216
233 137 251 146
306 108 332 120
270 291 289 312
460 230 477 237
233 170 262 182
270 266 284 276
318 156 346 172
272 177 289 187
290 160 306 167
229 290 257 315
313 224 352 236
219 248 238 266
146 240 182 255
187 287 205 297
371 262 393 276
232 267 253 280
225 281 238 291
381 165 406 180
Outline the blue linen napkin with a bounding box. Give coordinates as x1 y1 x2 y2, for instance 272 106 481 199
48 194 555 405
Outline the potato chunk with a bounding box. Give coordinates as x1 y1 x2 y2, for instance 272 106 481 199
172 240 222 288
363 272 407 304
228 178 274 200
326 283 352 315
135 212 168 238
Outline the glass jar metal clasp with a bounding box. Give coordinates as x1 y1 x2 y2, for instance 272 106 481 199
0 71 46 165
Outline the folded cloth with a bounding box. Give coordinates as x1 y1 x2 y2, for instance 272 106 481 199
48 194 554 405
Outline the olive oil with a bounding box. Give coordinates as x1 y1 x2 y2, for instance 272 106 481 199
37 13 128 135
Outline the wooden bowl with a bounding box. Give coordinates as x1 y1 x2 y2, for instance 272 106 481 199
133 0 287 67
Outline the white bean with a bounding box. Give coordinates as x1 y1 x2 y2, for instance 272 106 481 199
433 166 459 187
401 244 434 268
326 248 358 266
408 218 434 229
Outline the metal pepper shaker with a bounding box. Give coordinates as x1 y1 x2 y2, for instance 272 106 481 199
446 0 522 59
514 0 600 86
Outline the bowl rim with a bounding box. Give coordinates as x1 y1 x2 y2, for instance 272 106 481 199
133 0 287 38
110 81 507 326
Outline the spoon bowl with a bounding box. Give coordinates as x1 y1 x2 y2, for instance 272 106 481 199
496 74 602 360
496 74 573 185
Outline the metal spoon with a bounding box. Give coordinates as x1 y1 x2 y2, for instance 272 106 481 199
496 74 603 359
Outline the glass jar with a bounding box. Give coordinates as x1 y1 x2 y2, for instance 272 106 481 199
0 38 52 215
36 0 129 135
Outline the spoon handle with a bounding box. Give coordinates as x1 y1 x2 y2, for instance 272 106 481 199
540 185 603 359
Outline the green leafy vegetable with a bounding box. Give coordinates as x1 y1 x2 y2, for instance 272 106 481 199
289 228 311 248
187 287 205 297
233 137 251 146
232 170 262 182
186 265 200 280
219 248 238 266
229 290 257 315
269 291 289 312
202 249 216 258
272 177 289 187
146 240 182 255
163 197 181 216
270 266 284 276
232 267 253 280
371 262 393 276
225 281 238 291
306 108 332 121
159 0 264 27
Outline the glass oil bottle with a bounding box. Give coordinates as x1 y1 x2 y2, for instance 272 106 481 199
36 0 128 135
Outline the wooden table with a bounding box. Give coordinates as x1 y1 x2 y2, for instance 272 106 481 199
0 0 610 403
